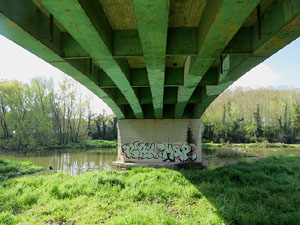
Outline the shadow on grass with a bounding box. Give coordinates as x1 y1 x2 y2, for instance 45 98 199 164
1 156 300 224
179 156 300 225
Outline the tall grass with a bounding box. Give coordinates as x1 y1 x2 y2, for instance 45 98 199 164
1 156 300 224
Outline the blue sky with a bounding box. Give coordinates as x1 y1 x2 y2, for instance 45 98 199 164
232 37 300 89
0 35 299 113
264 37 300 88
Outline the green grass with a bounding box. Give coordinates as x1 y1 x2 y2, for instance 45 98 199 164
1 156 300 224
47 140 117 151
86 148 117 154
79 140 117 149
0 158 43 182
203 142 300 149
0 140 117 152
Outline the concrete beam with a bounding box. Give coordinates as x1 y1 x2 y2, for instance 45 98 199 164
165 68 184 86
222 27 254 55
189 87 207 104
193 95 219 118
132 0 170 118
196 0 300 118
66 27 252 59
174 0 259 118
164 87 178 104
220 0 300 87
0 0 125 118
63 26 254 60
99 68 196 88
64 28 198 58
198 67 219 86
40 0 143 119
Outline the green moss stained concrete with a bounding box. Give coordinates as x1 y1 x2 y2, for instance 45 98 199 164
132 0 170 118
174 0 260 118
39 0 143 119
0 0 300 119
113 28 197 58
195 0 300 118
0 0 124 118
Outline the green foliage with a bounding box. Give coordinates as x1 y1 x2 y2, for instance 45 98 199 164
79 140 117 148
1 157 300 224
0 77 118 151
0 158 43 181
55 140 117 150
203 88 300 144
203 142 300 149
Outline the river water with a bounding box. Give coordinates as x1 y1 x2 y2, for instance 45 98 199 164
0 149 118 175
202 146 300 169
1 146 300 174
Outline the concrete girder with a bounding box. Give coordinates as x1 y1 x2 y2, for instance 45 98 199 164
0 0 125 118
95 66 219 89
0 0 299 121
40 0 144 119
132 0 170 118
97 66 219 110
174 0 260 118
64 27 248 59
113 28 198 58
195 0 300 118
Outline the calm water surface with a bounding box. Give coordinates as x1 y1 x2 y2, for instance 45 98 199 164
203 147 300 169
0 149 118 175
1 147 300 174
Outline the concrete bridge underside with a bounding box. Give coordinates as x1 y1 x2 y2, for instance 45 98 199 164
0 0 300 166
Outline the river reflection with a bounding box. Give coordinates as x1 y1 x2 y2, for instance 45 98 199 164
203 146 300 169
0 149 118 175
1 147 300 174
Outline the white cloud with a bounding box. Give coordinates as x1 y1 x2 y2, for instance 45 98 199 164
0 35 63 83
229 64 282 89
0 35 112 115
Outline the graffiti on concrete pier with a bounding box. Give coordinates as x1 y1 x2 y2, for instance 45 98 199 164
121 141 197 162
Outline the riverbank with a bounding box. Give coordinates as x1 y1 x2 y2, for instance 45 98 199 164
0 140 117 153
1 156 300 224
49 140 117 150
203 142 300 149
0 158 43 181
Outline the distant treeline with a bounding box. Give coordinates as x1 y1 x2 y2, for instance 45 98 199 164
3 77 299 149
202 88 300 144
0 77 117 150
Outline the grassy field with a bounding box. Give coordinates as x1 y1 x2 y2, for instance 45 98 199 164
203 142 300 149
1 156 300 224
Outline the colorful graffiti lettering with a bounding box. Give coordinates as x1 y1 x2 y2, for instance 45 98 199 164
121 141 197 162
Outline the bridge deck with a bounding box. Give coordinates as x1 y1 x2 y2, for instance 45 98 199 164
0 0 299 119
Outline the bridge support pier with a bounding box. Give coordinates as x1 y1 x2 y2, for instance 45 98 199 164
113 119 204 169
